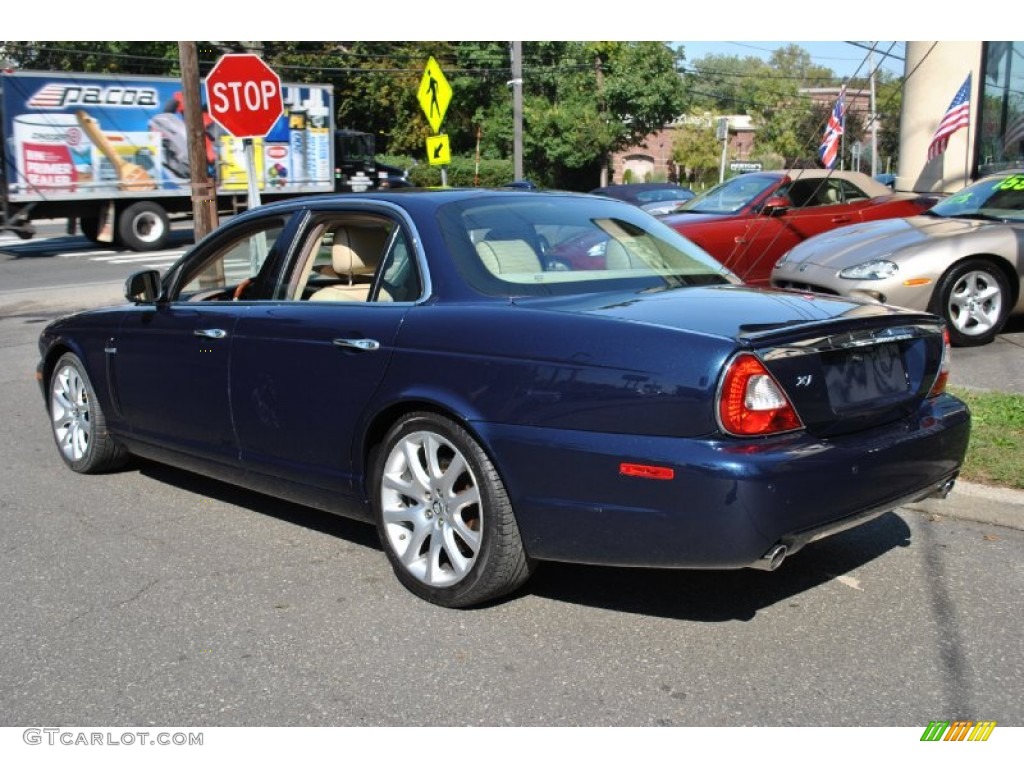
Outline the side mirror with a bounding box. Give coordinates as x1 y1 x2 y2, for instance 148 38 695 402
124 270 162 303
762 195 792 215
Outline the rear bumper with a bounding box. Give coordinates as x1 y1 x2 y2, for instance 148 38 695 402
475 393 970 568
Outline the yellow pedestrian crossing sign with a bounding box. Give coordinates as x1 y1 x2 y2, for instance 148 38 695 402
426 134 450 166
418 56 452 134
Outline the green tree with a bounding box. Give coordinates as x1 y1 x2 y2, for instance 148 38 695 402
473 42 687 189
671 123 721 187
875 75 903 172
3 41 181 74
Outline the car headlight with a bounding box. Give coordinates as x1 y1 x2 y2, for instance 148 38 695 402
839 260 899 280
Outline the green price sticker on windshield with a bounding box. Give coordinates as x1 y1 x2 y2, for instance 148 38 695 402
996 174 1024 190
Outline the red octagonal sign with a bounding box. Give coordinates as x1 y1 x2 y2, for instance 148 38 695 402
205 54 283 139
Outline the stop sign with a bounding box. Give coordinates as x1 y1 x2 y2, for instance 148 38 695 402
205 54 283 138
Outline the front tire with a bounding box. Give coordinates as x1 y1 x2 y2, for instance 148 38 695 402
372 412 532 608
932 259 1010 347
49 353 129 473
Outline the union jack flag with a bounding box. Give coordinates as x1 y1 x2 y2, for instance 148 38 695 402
818 87 845 170
927 74 972 161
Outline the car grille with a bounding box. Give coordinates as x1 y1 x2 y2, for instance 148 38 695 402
773 279 840 296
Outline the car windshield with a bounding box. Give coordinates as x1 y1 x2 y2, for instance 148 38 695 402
673 174 780 214
437 194 736 297
929 173 1024 222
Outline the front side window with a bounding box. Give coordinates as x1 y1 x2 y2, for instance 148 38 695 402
174 219 286 302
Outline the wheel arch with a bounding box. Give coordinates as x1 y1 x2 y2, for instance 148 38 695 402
41 341 84 395
358 397 500 502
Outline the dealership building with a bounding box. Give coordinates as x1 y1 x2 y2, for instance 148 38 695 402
900 41 1024 193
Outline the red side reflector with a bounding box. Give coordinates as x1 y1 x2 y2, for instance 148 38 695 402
619 462 675 481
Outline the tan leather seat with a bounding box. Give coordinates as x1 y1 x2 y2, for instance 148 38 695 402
309 226 388 302
475 228 542 275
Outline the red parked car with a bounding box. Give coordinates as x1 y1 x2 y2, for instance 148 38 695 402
659 170 939 285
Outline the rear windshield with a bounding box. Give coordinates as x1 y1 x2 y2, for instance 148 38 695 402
436 194 737 297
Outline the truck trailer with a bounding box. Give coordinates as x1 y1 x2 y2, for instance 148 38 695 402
1 70 387 251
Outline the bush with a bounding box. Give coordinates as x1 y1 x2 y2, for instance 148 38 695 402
407 156 515 188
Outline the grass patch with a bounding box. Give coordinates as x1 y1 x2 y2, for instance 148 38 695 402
950 387 1024 490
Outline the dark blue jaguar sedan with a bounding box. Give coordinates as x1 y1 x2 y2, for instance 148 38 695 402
38 189 971 607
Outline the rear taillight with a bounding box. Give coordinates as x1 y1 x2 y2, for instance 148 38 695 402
929 328 952 397
717 353 803 436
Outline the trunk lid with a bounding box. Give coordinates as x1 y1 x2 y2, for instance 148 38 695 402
519 285 947 438
746 321 947 438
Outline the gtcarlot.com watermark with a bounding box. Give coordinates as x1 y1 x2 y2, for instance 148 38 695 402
23 728 203 747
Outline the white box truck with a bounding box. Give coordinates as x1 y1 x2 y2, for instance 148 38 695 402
1 70 361 251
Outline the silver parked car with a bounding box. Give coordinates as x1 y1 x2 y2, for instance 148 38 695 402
771 171 1024 346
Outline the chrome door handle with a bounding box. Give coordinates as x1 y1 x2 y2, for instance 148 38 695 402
333 338 380 351
194 328 228 339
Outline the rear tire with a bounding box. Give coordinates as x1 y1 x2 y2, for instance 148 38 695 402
79 216 101 242
371 412 533 608
117 201 170 251
49 353 129 474
932 259 1010 347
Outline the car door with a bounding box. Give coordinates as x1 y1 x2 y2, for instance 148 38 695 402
111 213 296 463
738 178 861 284
229 213 424 498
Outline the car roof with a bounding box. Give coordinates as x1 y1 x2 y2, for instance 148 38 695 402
737 169 892 197
226 187 612 228
591 182 687 194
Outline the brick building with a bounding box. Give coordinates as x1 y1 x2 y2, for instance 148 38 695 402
608 114 756 185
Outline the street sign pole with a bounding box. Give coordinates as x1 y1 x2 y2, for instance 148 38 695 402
244 138 266 270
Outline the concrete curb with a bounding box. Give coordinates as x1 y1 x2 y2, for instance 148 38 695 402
904 479 1024 531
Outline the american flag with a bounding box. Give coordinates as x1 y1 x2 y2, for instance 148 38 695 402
818 87 845 170
927 74 972 161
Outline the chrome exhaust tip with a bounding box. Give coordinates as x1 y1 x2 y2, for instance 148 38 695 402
929 477 957 500
750 544 788 572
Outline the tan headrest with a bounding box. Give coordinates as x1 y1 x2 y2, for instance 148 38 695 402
475 239 541 274
331 226 387 281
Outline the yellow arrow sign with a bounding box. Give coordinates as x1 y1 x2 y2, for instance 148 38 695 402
426 134 451 166
418 56 452 134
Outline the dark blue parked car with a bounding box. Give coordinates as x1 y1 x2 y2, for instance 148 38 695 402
38 189 970 607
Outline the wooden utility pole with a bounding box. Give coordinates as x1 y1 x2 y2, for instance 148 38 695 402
511 41 523 182
177 41 219 239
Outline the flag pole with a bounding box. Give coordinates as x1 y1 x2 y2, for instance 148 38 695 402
964 74 973 188
840 84 846 171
